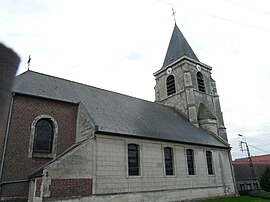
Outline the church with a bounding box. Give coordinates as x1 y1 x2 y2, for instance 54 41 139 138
0 24 236 201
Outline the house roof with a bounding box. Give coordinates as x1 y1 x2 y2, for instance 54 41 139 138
162 23 199 68
13 70 229 148
233 154 270 165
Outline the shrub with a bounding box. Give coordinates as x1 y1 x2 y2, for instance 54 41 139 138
260 166 270 192
248 189 270 199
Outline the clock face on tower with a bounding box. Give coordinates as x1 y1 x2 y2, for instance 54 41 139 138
166 67 172 75
196 64 201 71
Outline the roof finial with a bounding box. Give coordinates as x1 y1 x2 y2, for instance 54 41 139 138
27 55 31 70
172 7 176 24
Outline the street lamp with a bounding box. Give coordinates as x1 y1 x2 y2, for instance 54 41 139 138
238 134 257 189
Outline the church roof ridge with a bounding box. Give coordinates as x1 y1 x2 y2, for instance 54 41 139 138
162 23 199 68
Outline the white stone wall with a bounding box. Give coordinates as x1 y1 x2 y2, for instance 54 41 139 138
94 134 235 198
38 134 235 201
43 187 231 202
44 140 93 179
76 104 95 142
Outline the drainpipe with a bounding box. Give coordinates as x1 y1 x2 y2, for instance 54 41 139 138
0 93 15 183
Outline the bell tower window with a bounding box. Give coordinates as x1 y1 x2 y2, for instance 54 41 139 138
166 75 176 96
197 72 205 92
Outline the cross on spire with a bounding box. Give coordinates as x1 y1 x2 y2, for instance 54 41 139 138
172 7 176 23
27 55 31 70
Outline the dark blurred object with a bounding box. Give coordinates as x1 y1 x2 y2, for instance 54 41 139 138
0 43 20 135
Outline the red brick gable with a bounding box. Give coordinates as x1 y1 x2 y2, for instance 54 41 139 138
0 94 78 199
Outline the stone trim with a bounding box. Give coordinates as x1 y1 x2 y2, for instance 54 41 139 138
28 115 58 159
204 149 216 176
162 145 176 177
184 147 197 177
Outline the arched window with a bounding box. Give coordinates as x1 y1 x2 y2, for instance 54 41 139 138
29 115 58 158
128 144 140 176
164 147 174 175
33 119 54 153
166 75 176 96
206 151 214 175
197 72 206 92
186 149 195 175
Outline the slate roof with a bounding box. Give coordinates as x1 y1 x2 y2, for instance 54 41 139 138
162 23 199 68
13 71 229 148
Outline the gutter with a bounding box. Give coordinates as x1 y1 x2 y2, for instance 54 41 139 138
0 179 30 194
94 130 230 149
0 179 30 186
0 93 15 183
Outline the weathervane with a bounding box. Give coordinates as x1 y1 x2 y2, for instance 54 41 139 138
172 7 176 23
27 55 31 70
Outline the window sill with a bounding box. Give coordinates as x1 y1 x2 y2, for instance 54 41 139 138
31 153 54 159
187 174 197 177
126 175 143 179
164 174 176 178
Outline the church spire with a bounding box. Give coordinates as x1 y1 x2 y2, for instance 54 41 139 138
162 24 199 68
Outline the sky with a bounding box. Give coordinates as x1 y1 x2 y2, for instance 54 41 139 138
1 0 270 159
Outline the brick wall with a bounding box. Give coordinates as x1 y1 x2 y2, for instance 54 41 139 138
0 94 78 199
0 182 29 199
35 179 42 197
50 178 92 198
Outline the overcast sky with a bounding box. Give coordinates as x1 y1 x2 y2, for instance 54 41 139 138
1 0 270 159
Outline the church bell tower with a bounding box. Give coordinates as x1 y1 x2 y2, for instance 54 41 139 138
154 24 228 141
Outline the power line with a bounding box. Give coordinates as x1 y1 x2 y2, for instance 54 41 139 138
154 0 174 6
249 144 269 153
256 143 269 147
223 0 270 15
203 12 270 32
153 0 270 32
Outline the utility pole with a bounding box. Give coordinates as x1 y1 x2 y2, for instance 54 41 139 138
238 134 257 189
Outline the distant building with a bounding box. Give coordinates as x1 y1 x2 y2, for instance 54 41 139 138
0 24 236 201
233 154 270 193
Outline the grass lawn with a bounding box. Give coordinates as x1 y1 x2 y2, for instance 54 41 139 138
202 196 269 202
